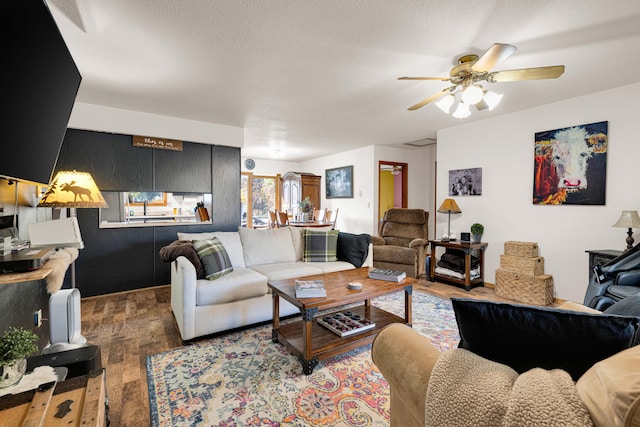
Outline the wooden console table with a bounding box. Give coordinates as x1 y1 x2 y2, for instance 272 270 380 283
428 240 488 291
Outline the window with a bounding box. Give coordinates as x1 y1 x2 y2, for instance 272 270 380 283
241 173 281 228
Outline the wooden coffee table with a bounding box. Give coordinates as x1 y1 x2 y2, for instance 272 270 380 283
268 267 415 374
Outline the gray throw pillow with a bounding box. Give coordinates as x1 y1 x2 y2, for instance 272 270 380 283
192 238 233 280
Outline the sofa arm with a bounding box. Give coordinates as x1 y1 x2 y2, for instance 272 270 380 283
615 270 640 287
371 235 385 246
171 256 199 341
372 324 442 427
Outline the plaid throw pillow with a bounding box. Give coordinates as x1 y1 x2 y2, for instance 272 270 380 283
303 229 339 262
192 238 234 280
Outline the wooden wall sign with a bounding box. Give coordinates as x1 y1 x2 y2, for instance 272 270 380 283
133 135 183 151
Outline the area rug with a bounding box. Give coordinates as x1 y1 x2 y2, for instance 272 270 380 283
146 290 459 427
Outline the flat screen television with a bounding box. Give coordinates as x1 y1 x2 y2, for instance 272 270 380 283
0 0 81 186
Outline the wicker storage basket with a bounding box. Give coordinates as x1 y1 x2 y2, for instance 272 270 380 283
499 255 545 276
504 241 539 258
495 268 554 306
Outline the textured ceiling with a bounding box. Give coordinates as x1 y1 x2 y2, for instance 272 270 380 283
47 0 640 161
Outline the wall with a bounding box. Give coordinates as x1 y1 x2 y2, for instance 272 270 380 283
241 145 435 236
437 82 640 302
69 102 243 148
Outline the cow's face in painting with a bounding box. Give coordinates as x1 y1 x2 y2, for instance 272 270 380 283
551 127 593 190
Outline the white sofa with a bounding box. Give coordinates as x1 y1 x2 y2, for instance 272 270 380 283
170 226 371 341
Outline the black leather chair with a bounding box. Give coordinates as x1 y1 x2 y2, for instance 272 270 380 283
584 244 640 310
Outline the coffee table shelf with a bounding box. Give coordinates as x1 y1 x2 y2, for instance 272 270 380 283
268 268 414 374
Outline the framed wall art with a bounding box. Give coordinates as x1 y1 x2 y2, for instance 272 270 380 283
533 121 608 205
449 168 482 196
326 165 353 198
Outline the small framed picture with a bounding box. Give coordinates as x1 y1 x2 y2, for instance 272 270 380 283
449 168 482 196
326 166 353 198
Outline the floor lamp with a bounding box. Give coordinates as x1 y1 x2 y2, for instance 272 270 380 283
37 170 108 288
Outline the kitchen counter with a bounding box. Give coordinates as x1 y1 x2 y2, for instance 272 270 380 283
99 214 210 228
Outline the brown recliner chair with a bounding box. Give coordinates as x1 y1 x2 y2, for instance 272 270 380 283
371 208 429 278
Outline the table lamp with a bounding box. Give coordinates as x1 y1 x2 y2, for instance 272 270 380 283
612 210 640 251
437 198 462 241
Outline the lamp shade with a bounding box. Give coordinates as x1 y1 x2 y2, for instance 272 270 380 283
437 198 462 214
612 210 640 228
38 171 108 208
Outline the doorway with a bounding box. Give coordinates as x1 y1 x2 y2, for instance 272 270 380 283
378 161 408 224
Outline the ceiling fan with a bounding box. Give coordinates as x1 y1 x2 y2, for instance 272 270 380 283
399 43 565 115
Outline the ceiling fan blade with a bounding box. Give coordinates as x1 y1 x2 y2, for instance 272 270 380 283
398 76 450 81
471 43 517 72
407 86 455 111
487 65 565 82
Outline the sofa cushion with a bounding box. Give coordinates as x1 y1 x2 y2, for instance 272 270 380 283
302 229 339 262
193 238 234 280
238 227 296 267
195 267 268 305
452 298 640 380
336 232 371 267
249 262 325 282
177 231 245 267
289 226 334 261
576 345 640 427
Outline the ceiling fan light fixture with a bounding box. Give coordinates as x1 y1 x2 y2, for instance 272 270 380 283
461 84 484 105
483 90 503 110
435 94 455 113
452 101 471 119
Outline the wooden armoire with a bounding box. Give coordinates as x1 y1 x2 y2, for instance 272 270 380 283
281 171 321 216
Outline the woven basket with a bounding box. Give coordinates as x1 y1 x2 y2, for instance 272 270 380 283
499 255 544 276
495 268 554 306
504 241 539 258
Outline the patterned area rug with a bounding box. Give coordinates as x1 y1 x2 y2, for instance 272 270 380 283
147 290 459 426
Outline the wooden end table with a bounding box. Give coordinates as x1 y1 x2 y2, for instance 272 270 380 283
428 240 488 291
268 267 415 374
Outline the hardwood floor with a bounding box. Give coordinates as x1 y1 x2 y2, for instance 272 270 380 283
79 280 533 426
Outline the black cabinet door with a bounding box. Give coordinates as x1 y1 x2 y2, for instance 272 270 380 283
153 142 212 192
211 145 240 230
56 129 153 191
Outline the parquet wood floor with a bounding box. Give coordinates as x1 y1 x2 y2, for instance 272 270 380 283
79 280 543 426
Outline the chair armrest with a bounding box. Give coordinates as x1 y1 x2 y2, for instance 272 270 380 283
615 270 640 287
370 235 386 246
372 324 442 426
408 238 429 249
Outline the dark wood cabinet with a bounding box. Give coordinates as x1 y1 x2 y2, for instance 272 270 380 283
282 171 321 215
56 129 153 191
154 142 212 192
55 128 241 296
211 145 241 230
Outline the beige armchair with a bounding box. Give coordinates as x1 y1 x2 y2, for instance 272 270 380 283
371 208 429 278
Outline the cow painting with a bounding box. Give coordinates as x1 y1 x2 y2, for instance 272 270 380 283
533 121 608 205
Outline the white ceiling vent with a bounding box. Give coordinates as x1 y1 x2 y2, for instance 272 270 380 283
403 138 437 148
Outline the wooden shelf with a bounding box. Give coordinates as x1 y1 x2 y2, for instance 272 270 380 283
274 305 404 360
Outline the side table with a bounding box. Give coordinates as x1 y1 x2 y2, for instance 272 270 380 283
428 240 488 291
